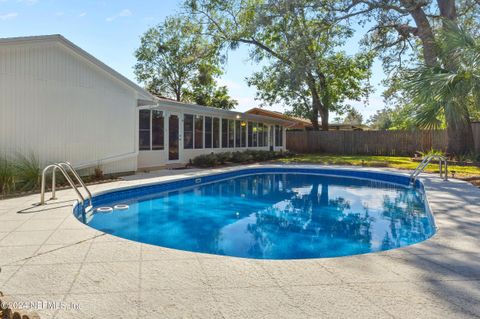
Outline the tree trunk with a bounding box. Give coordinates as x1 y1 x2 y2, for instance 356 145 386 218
437 0 474 154
319 107 329 131
437 0 457 20
306 73 322 131
406 0 474 154
404 3 438 66
310 110 320 131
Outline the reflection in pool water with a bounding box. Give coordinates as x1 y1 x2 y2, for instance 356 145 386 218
80 173 435 259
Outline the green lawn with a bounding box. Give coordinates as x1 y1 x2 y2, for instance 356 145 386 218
275 154 480 179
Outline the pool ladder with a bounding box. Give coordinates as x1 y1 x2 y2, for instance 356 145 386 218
410 155 448 184
39 162 93 210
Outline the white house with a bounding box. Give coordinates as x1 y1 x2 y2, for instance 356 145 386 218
0 35 290 174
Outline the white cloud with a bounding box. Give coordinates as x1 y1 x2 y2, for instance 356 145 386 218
106 9 132 22
79 12 87 17
118 9 132 17
0 12 18 20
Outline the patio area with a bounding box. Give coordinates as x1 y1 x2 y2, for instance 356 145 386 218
1 164 479 319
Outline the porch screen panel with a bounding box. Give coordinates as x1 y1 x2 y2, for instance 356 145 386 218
195 115 204 149
213 118 220 148
235 120 241 147
205 116 212 148
258 123 264 147
263 124 269 146
228 120 234 148
184 114 194 149
279 125 283 146
247 122 253 147
275 125 283 146
241 122 246 147
221 119 228 148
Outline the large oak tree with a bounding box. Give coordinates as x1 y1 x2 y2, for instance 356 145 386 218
332 0 480 153
186 0 373 130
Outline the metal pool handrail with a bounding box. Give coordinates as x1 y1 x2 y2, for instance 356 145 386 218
410 155 448 184
39 162 92 207
55 162 92 205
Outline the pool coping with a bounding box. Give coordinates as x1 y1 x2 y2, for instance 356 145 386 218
1 163 479 318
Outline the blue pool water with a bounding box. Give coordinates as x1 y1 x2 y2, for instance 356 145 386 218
75 169 436 259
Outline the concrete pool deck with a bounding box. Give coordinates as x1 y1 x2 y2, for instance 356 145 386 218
0 164 479 318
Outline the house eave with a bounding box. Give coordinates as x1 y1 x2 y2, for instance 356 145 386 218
149 99 295 126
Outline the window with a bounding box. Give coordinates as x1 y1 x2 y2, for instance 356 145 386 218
184 114 194 149
252 122 258 147
195 115 204 149
275 125 283 147
258 123 264 147
228 119 235 148
241 122 247 147
139 109 165 151
213 118 220 148
139 110 151 151
279 125 283 146
235 120 241 147
152 110 164 150
205 117 212 148
263 124 269 146
222 119 228 148
247 122 253 147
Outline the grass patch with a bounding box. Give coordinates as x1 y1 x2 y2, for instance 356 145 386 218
275 154 480 179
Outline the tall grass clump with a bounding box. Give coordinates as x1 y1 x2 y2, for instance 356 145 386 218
13 152 41 191
0 156 15 195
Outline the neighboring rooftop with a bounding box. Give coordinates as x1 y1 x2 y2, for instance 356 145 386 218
246 107 368 131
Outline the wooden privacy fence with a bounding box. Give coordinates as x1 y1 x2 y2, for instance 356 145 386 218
287 123 480 155
473 122 480 153
287 130 449 156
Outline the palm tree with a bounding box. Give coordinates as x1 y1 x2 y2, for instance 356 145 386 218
403 21 480 155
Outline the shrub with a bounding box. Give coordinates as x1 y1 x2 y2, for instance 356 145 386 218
0 156 15 195
13 152 41 191
455 152 480 163
281 150 296 158
192 153 218 168
191 149 289 168
418 149 446 158
259 150 275 161
231 151 253 163
93 166 104 181
216 152 232 164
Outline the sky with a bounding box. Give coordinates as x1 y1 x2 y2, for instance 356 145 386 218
0 0 387 120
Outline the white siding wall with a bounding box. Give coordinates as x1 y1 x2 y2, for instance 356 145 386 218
0 41 138 174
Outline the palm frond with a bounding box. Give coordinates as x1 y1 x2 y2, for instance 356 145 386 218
401 21 480 128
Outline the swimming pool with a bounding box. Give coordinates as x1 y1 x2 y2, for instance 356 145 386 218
74 167 436 259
